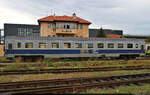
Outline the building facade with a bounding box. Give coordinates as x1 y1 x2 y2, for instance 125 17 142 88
0 29 4 44
89 29 123 38
38 13 91 38
4 23 40 37
124 35 148 39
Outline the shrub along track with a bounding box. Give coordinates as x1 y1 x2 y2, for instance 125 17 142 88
1 65 150 75
1 73 150 94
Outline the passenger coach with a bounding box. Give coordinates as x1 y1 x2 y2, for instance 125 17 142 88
4 36 146 61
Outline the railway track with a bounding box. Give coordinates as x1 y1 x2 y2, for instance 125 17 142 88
0 60 14 63
0 56 150 64
1 65 150 75
1 73 150 94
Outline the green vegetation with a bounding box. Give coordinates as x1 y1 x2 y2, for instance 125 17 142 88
41 58 54 67
1 59 150 71
97 27 106 37
1 69 150 83
0 57 9 61
82 84 150 94
147 50 150 54
145 36 150 42
0 63 45 71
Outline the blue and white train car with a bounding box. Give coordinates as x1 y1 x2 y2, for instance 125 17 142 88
4 36 146 61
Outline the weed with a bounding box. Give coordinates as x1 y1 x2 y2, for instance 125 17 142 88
41 58 54 67
0 57 9 61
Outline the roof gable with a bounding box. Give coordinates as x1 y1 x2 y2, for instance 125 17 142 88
38 15 91 24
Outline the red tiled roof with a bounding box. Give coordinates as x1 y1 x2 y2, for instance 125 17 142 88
106 34 124 38
38 15 91 24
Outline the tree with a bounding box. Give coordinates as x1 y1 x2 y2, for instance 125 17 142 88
97 27 106 38
145 36 150 42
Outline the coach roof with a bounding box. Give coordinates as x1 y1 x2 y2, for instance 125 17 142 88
5 36 145 43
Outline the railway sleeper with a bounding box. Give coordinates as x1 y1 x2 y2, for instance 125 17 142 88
1 78 150 94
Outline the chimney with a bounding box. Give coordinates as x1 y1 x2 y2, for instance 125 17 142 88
53 13 56 16
72 13 76 18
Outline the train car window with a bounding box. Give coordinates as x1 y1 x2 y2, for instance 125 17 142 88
39 42 46 48
17 43 21 48
118 43 123 48
75 43 82 48
97 43 104 48
8 43 12 50
108 43 114 48
64 43 71 48
135 44 138 48
25 43 33 48
127 43 133 48
52 43 59 48
87 43 93 48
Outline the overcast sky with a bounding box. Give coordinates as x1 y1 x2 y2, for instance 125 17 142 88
0 0 150 35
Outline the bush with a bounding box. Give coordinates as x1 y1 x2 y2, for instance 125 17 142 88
41 58 54 67
0 57 9 61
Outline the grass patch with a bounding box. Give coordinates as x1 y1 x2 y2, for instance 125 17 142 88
1 69 150 83
42 59 150 68
83 84 150 94
0 57 9 61
0 63 41 71
1 59 150 71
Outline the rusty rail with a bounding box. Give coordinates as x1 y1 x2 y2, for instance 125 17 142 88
1 65 150 75
0 73 150 94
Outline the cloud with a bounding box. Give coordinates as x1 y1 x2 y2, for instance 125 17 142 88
0 0 150 35
0 7 38 28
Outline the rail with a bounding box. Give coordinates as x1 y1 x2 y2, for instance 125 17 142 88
1 73 150 94
1 65 150 75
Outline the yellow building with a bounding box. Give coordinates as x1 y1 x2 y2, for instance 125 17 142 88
38 13 91 38
0 44 4 57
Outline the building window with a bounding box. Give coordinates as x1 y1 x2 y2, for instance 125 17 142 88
67 25 70 29
98 43 104 48
87 43 93 48
73 24 77 29
118 43 123 48
80 24 83 29
17 28 34 36
52 43 59 48
25 43 33 48
127 43 133 48
108 43 114 48
56 23 77 29
8 43 12 50
48 24 51 28
52 24 56 29
135 44 138 48
39 42 46 48
75 43 82 48
64 43 71 48
17 42 21 48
